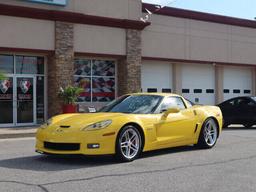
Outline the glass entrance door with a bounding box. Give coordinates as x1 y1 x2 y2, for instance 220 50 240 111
0 76 37 126
15 76 36 125
0 54 45 127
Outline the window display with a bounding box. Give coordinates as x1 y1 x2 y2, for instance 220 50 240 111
74 59 116 102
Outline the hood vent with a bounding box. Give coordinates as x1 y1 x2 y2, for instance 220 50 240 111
60 125 70 128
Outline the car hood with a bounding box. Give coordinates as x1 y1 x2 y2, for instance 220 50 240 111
52 112 124 129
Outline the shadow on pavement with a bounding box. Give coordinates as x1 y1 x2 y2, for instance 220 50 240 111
0 154 116 172
0 145 205 171
141 145 199 159
223 126 256 131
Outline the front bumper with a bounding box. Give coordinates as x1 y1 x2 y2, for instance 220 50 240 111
35 127 116 155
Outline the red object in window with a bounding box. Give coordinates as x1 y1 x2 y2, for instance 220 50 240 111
62 104 77 114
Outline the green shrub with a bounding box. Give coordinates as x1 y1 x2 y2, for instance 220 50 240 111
58 85 84 105
0 71 5 80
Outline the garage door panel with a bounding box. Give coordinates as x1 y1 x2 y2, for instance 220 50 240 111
141 61 172 93
223 67 252 101
182 64 215 105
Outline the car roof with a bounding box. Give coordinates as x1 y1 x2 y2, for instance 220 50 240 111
129 92 182 97
220 96 253 104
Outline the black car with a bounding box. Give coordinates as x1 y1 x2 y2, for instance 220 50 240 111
218 96 256 128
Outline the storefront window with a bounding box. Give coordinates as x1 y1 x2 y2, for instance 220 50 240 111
0 55 14 74
92 77 115 102
74 59 116 102
74 59 91 76
74 77 91 102
16 56 44 74
92 60 115 76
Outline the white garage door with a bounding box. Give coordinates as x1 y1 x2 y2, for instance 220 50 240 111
182 64 215 105
223 66 252 101
141 61 172 93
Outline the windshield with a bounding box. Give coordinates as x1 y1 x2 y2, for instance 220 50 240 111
99 95 163 114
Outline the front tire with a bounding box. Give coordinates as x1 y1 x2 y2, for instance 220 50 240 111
115 125 142 162
197 118 218 149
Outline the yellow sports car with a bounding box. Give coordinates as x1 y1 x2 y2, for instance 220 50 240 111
36 93 223 162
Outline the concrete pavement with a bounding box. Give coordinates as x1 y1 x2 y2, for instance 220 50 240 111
0 129 256 192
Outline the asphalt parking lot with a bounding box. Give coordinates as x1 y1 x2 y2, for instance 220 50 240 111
0 127 256 192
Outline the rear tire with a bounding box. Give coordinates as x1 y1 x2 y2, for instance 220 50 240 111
115 125 142 162
197 118 218 149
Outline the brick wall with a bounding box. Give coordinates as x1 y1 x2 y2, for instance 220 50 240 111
48 21 74 117
118 29 142 96
48 24 143 116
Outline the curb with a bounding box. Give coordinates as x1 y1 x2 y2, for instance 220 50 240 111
0 127 37 139
0 133 36 139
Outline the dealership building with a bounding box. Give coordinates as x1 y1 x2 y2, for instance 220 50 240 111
0 0 255 127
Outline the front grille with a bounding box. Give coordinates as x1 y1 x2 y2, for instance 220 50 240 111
44 142 80 151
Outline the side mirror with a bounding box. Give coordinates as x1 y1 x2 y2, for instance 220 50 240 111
161 108 180 119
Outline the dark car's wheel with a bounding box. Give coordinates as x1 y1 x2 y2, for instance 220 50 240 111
115 125 142 162
197 118 218 149
243 123 254 128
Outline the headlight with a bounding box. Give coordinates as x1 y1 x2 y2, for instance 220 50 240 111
81 120 112 131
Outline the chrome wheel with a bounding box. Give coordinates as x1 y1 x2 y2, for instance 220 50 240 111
119 127 140 160
203 119 217 147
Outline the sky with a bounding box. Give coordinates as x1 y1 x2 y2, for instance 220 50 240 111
142 0 256 20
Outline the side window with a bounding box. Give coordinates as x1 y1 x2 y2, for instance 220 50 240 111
237 98 252 106
227 99 235 106
248 101 255 106
248 99 256 106
160 97 186 112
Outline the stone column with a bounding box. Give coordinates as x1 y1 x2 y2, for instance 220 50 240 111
48 21 74 117
118 29 142 96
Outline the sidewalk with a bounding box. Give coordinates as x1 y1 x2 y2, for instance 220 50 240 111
0 126 38 139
